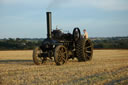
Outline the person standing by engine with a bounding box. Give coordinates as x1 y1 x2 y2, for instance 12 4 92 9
83 29 88 39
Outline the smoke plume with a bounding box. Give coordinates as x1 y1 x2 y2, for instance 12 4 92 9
47 0 69 10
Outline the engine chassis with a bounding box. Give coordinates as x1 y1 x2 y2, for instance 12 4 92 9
32 12 93 65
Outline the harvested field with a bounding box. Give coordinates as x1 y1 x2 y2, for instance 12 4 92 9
0 50 128 85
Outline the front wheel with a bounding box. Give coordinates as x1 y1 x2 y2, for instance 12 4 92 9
33 47 45 65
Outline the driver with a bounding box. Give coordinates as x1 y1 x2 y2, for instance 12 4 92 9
83 29 88 39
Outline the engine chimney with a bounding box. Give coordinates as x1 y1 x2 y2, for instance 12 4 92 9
46 12 52 39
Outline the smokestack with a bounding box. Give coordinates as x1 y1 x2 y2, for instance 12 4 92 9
46 12 52 39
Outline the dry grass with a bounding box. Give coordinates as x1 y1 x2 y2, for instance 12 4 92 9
0 50 128 85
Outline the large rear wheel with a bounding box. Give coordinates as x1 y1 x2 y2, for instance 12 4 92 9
76 39 93 61
54 45 68 65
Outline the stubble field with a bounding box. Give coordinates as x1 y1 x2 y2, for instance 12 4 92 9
0 50 128 85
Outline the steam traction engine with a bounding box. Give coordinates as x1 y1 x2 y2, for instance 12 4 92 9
33 12 93 65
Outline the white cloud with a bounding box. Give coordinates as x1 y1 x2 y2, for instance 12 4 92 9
62 0 128 11
1 0 128 11
1 0 50 7
90 0 128 10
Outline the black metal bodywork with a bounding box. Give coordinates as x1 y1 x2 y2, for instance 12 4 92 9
40 12 76 59
33 12 93 65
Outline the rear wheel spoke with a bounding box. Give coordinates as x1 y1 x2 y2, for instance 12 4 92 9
86 51 91 53
86 46 92 48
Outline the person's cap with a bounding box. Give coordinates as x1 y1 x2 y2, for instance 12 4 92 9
83 29 86 31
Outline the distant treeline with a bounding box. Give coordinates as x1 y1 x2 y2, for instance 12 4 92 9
0 37 128 50
92 37 128 49
0 38 42 50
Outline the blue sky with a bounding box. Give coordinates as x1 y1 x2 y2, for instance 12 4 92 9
0 0 128 38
